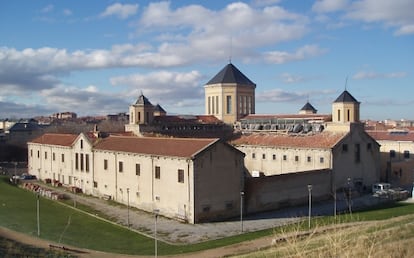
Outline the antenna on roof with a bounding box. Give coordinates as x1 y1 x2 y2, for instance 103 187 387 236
344 76 348 91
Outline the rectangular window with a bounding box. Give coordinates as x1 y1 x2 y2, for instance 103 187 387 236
104 159 108 170
239 96 243 114
118 161 123 172
208 96 211 114
80 139 83 149
367 143 372 151
404 150 410 159
52 152 55 161
355 144 361 163
37 150 40 158
212 96 215 114
390 150 396 158
262 154 266 159
295 156 299 162
80 153 84 171
215 96 219 114
75 153 79 170
136 163 141 176
178 169 184 183
342 144 348 152
44 152 48 160
283 155 287 161
272 154 276 160
226 95 232 114
307 156 312 162
155 166 161 179
320 157 324 163
93 181 98 188
61 154 65 163
30 149 33 157
252 153 256 159
85 154 89 172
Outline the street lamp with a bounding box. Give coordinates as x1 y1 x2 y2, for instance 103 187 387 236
240 191 244 232
126 188 130 228
153 209 160 258
307 184 312 229
36 192 40 236
347 178 352 216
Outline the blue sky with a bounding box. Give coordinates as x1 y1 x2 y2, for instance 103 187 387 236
0 0 413 120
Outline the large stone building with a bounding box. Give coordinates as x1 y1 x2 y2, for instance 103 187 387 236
28 133 245 223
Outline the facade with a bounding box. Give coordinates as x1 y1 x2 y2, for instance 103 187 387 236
204 63 256 124
28 134 245 223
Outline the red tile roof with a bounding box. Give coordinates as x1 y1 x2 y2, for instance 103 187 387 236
367 130 414 142
29 133 78 146
153 115 222 124
241 114 332 121
94 136 219 158
231 132 347 149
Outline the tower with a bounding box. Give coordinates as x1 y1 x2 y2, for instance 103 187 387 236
129 93 155 125
299 101 317 115
204 63 256 124
332 90 360 123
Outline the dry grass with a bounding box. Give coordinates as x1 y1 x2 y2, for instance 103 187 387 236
236 214 414 258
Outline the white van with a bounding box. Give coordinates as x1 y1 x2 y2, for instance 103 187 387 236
372 183 391 193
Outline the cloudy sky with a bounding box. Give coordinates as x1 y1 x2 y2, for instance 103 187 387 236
0 0 413 120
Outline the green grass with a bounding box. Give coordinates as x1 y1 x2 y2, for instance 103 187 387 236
1 175 414 256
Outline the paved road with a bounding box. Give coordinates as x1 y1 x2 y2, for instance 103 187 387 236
30 181 394 244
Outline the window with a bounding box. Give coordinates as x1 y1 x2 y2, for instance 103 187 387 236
61 154 65 163
355 144 361 163
85 154 89 172
226 95 232 114
80 153 84 171
252 153 256 159
307 156 312 162
272 154 276 160
155 166 161 179
75 153 79 170
367 143 372 151
342 144 348 152
337 109 341 122
136 163 141 176
283 155 287 161
118 161 123 172
208 96 211 114
37 150 40 158
347 109 350 122
30 149 33 157
320 157 324 163
215 96 218 114
390 150 396 158
295 156 299 162
262 154 266 160
80 139 83 149
404 150 410 159
53 153 56 161
93 181 98 188
44 152 48 160
104 159 108 170
178 169 184 183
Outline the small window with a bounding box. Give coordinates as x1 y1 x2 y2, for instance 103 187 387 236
307 156 311 162
52 152 55 161
178 169 184 183
272 154 276 160
355 144 361 163
390 150 396 158
283 155 287 161
252 153 256 159
85 154 89 172
104 159 108 170
118 161 123 172
80 139 83 149
30 149 33 157
61 154 65 163
93 181 98 188
404 150 410 159
155 166 161 179
37 150 40 158
295 156 299 162
262 154 266 160
320 157 324 163
136 163 141 176
80 153 84 171
44 152 48 160
367 143 372 151
342 144 348 152
75 153 79 170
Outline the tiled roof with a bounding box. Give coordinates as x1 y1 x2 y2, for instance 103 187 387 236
29 133 78 146
94 136 219 158
241 114 331 121
153 115 223 124
367 130 414 142
231 132 347 149
334 90 359 103
206 63 255 86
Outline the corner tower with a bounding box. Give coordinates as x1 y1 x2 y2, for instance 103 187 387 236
204 63 256 124
332 90 360 123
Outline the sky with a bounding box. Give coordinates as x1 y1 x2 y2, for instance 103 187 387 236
0 0 413 121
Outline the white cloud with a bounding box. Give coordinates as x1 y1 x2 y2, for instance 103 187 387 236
312 0 349 13
100 3 138 19
63 9 72 16
346 0 414 35
352 71 407 80
264 45 327 64
41 4 54 13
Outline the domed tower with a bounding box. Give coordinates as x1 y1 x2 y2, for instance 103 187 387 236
204 63 256 124
129 93 155 125
332 90 360 123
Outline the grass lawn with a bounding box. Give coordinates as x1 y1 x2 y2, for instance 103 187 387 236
1 176 414 256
